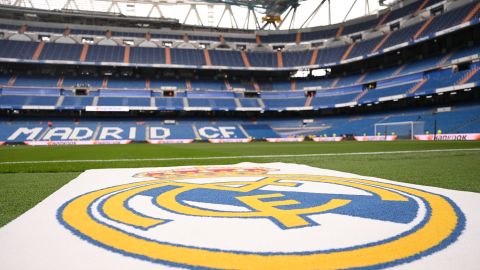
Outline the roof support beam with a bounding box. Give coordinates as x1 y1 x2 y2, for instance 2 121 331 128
343 0 359 22
147 3 164 18
63 0 79 10
300 0 327 29
183 4 203 26
217 5 238 28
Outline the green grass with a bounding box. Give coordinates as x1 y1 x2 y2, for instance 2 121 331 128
1 140 479 227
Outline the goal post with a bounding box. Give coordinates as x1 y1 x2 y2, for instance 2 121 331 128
374 121 425 140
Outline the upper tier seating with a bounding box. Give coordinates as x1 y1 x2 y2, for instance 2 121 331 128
39 43 83 61
85 44 124 63
0 1 477 70
129 47 166 65
209 50 245 67
170 48 206 66
247 52 278 67
0 40 37 60
420 2 480 38
283 50 313 67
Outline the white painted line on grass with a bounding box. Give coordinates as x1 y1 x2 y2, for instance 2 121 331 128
1 148 479 165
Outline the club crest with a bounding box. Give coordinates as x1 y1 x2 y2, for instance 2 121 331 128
58 166 464 269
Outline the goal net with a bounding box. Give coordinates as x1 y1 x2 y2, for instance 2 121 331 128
374 121 425 140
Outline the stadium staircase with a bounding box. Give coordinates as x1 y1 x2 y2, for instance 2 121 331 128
414 0 430 16
305 95 313 107
224 80 232 90
165 47 171 64
237 124 250 138
372 32 392 54
463 2 480 23
457 67 480 85
408 78 428 94
7 75 17 86
392 65 406 76
371 32 393 53
240 51 251 67
234 98 242 108
277 51 283 68
336 26 344 38
309 48 318 65
341 43 356 61
253 81 260 92
353 90 368 102
355 73 367 84
102 77 108 88
55 96 64 107
295 32 301 44
377 11 391 27
203 49 212 66
413 17 434 40
32 41 45 60
257 98 266 109
438 52 454 66
331 77 340 88
192 123 201 140
80 44 89 62
123 46 130 64
57 76 64 88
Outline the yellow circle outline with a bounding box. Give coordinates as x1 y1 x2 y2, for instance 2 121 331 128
59 174 461 270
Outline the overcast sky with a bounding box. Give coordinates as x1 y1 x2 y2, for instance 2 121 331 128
9 0 396 30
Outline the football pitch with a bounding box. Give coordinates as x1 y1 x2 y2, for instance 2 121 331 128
1 140 479 227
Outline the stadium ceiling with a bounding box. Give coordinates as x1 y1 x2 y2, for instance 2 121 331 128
6 0 396 30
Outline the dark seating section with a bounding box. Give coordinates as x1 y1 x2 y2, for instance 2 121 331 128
349 36 383 58
0 0 474 47
1 59 479 110
170 48 206 66
343 18 379 36
85 44 124 63
379 23 422 50
259 32 296 44
209 50 244 67
39 43 83 61
129 47 166 65
0 40 37 59
0 0 477 69
420 2 480 38
247 52 278 67
283 50 313 67
315 45 348 65
301 28 338 42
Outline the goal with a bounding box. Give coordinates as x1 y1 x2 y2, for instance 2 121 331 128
374 121 425 140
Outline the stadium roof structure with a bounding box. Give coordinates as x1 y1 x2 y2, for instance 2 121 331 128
4 0 394 30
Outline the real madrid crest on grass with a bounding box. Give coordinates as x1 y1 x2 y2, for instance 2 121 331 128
1 163 479 269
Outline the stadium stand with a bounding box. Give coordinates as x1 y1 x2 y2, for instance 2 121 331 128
0 0 479 144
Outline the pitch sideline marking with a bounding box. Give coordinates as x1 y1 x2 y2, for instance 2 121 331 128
1 148 479 165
